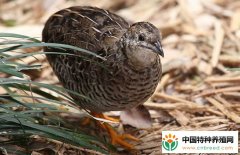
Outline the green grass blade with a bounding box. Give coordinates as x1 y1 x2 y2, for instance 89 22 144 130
0 33 41 42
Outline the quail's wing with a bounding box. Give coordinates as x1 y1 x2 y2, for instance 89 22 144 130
42 6 129 94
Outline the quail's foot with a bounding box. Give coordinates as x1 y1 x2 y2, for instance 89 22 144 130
99 122 139 149
91 113 139 149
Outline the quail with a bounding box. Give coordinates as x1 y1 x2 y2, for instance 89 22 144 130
42 6 164 148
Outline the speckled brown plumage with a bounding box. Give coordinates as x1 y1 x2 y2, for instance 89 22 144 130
42 6 164 112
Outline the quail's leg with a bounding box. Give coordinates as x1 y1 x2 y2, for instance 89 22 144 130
81 112 119 125
93 113 120 123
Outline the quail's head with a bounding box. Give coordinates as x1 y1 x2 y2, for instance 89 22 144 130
120 22 164 69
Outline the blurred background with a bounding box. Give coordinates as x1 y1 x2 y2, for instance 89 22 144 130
0 0 240 154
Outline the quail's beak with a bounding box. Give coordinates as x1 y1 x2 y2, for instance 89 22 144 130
154 41 164 57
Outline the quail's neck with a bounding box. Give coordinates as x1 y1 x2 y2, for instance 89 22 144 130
123 44 159 70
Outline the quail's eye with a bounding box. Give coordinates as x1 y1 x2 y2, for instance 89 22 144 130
138 34 145 41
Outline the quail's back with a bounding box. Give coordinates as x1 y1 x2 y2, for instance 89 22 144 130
42 6 163 112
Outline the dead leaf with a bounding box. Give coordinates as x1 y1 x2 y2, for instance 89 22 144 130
120 105 152 129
